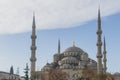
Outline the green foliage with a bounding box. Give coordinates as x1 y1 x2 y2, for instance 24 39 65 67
78 68 114 80
49 69 68 80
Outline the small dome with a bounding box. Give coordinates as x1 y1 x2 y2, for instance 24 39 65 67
87 60 97 67
41 63 53 71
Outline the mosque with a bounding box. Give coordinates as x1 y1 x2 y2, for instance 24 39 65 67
30 8 107 80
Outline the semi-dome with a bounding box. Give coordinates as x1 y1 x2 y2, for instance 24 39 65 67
61 56 78 64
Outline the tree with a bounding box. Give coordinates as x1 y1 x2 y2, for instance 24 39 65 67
105 73 114 80
24 63 29 80
80 68 97 80
79 67 114 80
48 69 68 80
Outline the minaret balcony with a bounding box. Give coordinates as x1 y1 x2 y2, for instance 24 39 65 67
103 59 107 62
31 35 37 39
97 54 102 58
30 57 36 61
31 46 37 50
97 30 102 34
96 42 102 46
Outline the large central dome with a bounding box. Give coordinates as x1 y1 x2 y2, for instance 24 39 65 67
59 43 89 69
65 46 83 52
63 43 86 57
64 42 84 52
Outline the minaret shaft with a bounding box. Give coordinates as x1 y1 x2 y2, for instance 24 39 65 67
96 8 103 74
103 37 107 74
30 15 36 79
58 39 60 54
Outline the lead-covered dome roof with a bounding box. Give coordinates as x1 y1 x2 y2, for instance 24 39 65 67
65 46 83 52
64 42 84 52
63 43 87 57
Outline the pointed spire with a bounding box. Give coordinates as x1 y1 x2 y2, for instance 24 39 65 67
98 7 101 30
32 12 36 36
58 39 60 54
103 37 107 74
32 12 36 28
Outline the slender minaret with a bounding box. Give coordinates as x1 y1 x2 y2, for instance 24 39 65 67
103 37 107 74
30 14 37 80
58 39 60 54
96 8 103 74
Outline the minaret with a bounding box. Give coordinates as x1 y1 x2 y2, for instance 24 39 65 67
96 8 103 74
58 39 60 54
30 14 37 80
103 37 107 74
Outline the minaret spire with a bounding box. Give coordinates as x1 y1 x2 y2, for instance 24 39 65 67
98 8 101 30
96 7 103 74
103 37 107 74
58 39 60 54
30 13 37 80
32 12 36 29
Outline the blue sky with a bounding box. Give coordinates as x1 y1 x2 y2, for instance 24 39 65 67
0 0 120 76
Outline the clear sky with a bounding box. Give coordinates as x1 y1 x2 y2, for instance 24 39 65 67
0 0 120 76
